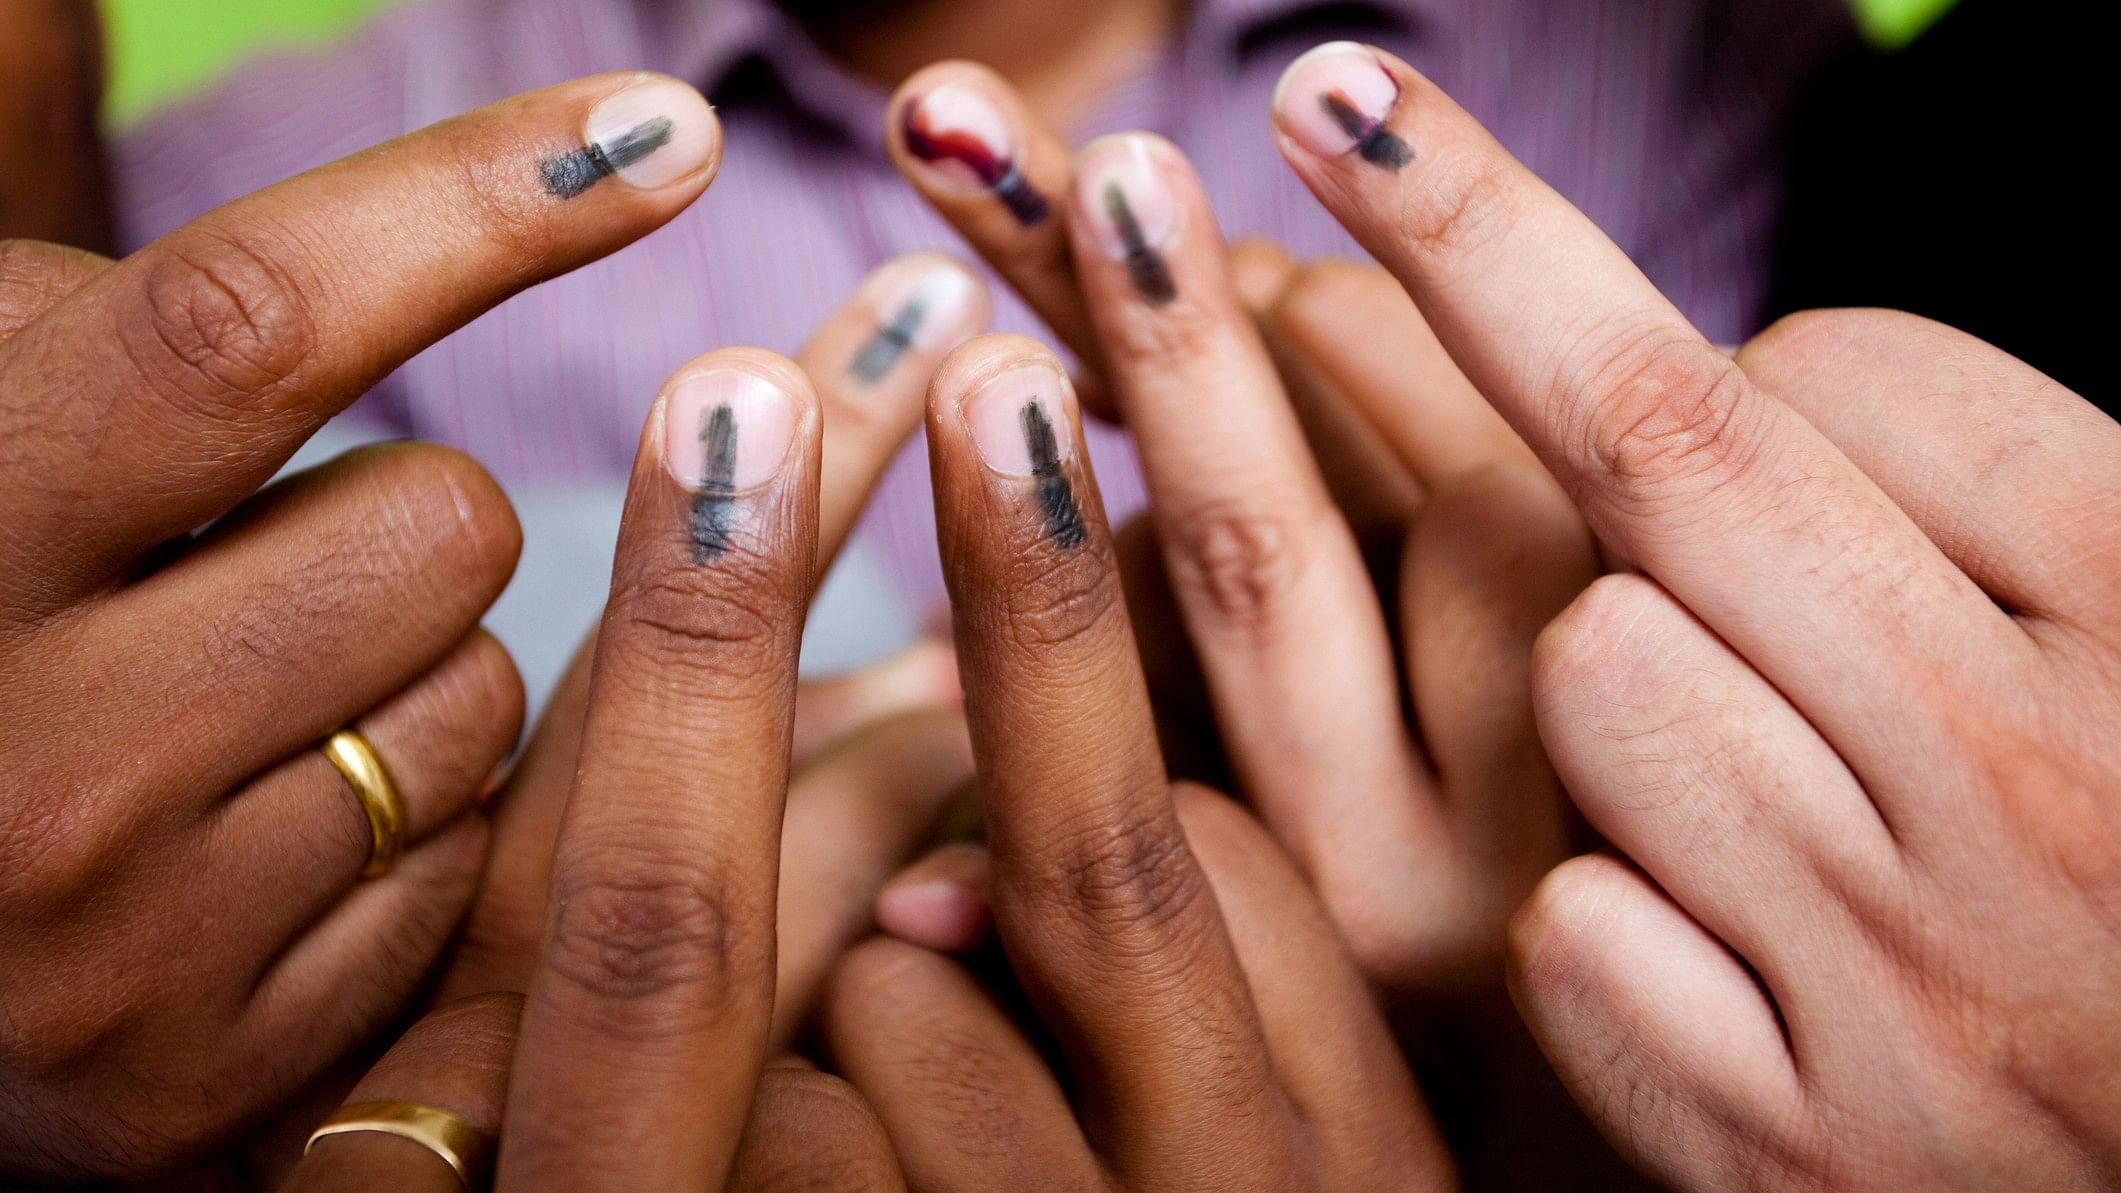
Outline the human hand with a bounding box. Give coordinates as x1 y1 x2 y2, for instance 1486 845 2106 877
819 333 1456 1192
0 0 110 250
282 996 901 1193
0 71 721 1182
289 344 904 1190
438 252 990 1044
1272 39 2121 1188
884 61 1595 997
882 61 1622 1187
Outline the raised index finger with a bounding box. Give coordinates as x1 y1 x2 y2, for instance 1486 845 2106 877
1269 43 2026 793
500 349 819 1190
0 71 719 610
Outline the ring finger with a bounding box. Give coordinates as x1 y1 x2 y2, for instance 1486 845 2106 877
1063 132 1444 931
200 627 523 951
283 993 519 1193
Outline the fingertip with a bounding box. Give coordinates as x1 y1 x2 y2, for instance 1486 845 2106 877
887 59 1006 119
1270 41 1417 172
927 333 1072 433
876 877 990 954
1070 133 1193 306
553 72 722 200
846 252 992 384
1227 237 1298 316
649 347 819 495
887 61 1051 225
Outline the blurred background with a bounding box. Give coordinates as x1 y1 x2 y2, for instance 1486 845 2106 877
102 0 2099 406
103 0 390 124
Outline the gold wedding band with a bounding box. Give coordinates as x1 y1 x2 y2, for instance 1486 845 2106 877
306 1100 493 1189
322 728 407 879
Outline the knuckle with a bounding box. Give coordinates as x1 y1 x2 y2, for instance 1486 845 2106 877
543 854 758 1008
1530 573 1668 698
750 1069 895 1172
331 448 522 611
603 552 799 687
1041 804 1207 944
1396 145 1516 268
123 228 316 414
1736 308 1868 392
1278 257 1374 320
1570 325 1765 497
0 776 125 912
415 445 523 575
1505 854 1628 1004
388 993 524 1084
437 631 528 745
0 970 130 1081
824 938 934 1012
1158 497 1312 634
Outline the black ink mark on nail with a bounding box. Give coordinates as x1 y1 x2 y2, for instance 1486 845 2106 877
1321 91 1413 170
541 116 677 199
1022 401 1085 549
691 403 737 561
1105 183 1176 306
850 293 928 384
902 102 1050 226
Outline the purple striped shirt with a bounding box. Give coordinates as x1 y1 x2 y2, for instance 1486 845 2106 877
117 0 1850 687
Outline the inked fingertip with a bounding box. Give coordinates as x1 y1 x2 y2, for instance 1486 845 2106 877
848 254 990 383
547 74 721 199
1271 42 1415 171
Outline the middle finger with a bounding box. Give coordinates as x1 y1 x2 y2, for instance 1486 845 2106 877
926 333 1295 1184
1064 132 1445 924
1269 42 2030 807
501 348 819 1189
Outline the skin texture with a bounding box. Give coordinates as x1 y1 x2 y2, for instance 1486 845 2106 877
882 65 1625 1188
285 349 915 1189
1271 41 2121 1191
0 70 724 1183
436 251 991 1025
289 997 903 1193
820 334 1456 1193
251 253 986 1186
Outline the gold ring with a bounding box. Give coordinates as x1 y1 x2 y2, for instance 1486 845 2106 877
306 1100 493 1188
322 729 407 879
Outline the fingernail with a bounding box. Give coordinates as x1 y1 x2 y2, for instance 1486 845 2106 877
963 359 1086 548
662 368 797 491
899 78 1050 225
849 256 986 384
963 360 1074 477
545 77 720 198
1272 42 1414 170
663 369 797 561
1076 135 1179 306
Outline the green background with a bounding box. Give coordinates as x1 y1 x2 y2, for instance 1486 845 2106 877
103 0 399 125
100 0 1958 127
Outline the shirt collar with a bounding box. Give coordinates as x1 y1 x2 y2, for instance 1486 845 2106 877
1192 0 1431 47
656 0 1434 96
